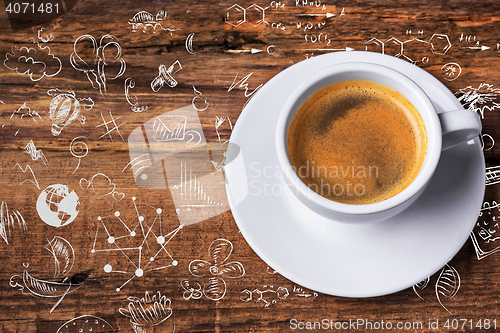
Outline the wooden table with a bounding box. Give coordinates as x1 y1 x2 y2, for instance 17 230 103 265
0 0 499 332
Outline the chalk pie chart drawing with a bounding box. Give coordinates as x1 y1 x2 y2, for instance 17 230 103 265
36 184 80 228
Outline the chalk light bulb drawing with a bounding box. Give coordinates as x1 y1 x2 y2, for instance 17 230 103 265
48 89 94 136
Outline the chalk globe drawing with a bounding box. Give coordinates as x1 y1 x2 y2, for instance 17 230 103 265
36 184 80 227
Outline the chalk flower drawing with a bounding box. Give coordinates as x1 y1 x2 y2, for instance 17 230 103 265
119 291 174 333
188 238 245 301
455 83 500 119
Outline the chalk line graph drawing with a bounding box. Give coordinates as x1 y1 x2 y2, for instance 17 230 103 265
48 89 94 136
0 201 27 245
80 173 125 202
152 115 202 147
192 86 209 111
129 10 181 34
412 263 461 314
119 291 175 333
471 201 500 260
125 78 151 113
96 110 127 141
70 34 127 96
186 239 245 301
37 28 53 43
23 140 49 167
240 285 318 308
56 315 114 333
151 61 182 92
485 165 500 186
12 163 40 189
91 197 182 292
10 237 83 313
185 33 196 54
70 136 88 174
4 40 62 81
455 83 500 119
36 184 80 228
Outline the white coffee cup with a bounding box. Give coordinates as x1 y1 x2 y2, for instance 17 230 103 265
275 62 482 223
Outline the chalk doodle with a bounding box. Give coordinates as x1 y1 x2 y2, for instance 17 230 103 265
91 197 181 292
125 78 151 113
12 163 40 189
225 4 268 27
70 34 127 96
56 315 114 333
10 237 83 313
412 263 461 314
23 140 49 167
3 102 42 136
441 62 462 81
119 291 175 333
186 239 245 301
485 166 500 186
96 110 127 141
471 201 500 260
480 133 495 151
36 184 80 228
47 89 94 136
211 116 233 170
228 71 263 98
240 285 318 307
4 40 62 81
151 61 182 92
181 280 203 300
455 83 500 119
70 136 89 174
0 202 27 245
192 86 209 111
129 10 180 34
152 115 201 147
79 173 125 202
37 28 53 43
185 33 196 54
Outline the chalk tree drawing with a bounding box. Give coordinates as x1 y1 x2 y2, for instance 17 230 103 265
455 83 500 119
129 10 180 34
185 239 245 301
70 34 126 96
56 315 114 333
48 89 94 136
91 197 182 292
10 236 83 313
36 184 80 228
0 201 27 245
471 201 500 260
119 291 175 333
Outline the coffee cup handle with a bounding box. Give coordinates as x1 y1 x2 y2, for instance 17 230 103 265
438 108 482 150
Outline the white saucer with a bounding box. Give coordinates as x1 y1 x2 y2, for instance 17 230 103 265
225 51 485 297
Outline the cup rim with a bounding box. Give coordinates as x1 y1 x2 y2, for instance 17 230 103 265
275 62 442 216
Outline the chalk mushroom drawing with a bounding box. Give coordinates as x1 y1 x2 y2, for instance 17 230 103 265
56 315 114 333
151 60 182 92
128 10 180 34
412 263 461 313
10 236 83 313
240 285 318 308
47 89 94 136
70 34 126 96
186 239 245 301
0 202 27 245
36 184 80 228
91 197 182 292
125 78 151 113
119 291 175 333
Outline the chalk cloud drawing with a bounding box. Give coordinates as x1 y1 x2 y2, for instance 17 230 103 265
412 263 461 314
119 291 175 333
70 34 126 96
70 136 88 174
80 173 125 202
455 83 500 119
36 184 80 228
4 40 62 81
96 110 126 141
129 10 180 34
48 89 94 136
125 78 151 113
10 237 83 313
37 28 53 43
240 285 318 307
56 315 114 333
12 163 40 189
91 197 181 292
151 61 182 92
23 140 49 167
0 201 27 245
471 201 500 260
186 239 245 301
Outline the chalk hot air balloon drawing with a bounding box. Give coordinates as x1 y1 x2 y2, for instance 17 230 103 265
9 236 83 313
47 89 94 136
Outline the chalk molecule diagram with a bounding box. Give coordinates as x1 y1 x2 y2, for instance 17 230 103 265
91 196 183 292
